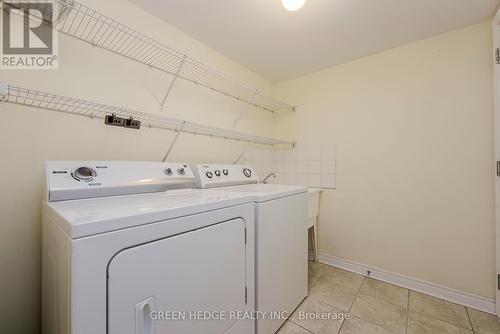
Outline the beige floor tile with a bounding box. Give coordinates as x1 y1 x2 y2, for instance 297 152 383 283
350 293 407 334
407 311 472 334
340 316 396 334
467 308 500 334
409 291 471 329
320 267 365 291
308 261 331 277
359 278 409 309
308 279 358 311
277 321 312 334
309 274 320 290
290 296 346 334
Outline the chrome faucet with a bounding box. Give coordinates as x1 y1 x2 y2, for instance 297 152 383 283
262 173 277 184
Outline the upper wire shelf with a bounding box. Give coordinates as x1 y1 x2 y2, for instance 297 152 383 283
9 0 295 114
0 82 294 147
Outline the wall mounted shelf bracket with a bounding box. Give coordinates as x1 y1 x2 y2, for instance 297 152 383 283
160 55 186 112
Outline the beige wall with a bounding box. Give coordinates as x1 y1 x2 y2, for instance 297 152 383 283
0 1 278 333
274 21 496 299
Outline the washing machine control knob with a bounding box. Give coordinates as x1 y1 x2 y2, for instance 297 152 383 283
223 169 229 176
206 172 213 179
243 168 252 178
73 167 96 181
214 170 221 177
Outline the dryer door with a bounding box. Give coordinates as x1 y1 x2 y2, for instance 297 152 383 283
108 218 248 334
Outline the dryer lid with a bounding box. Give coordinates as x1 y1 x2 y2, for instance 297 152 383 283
45 189 252 238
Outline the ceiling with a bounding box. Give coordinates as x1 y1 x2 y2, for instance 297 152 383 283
129 0 500 83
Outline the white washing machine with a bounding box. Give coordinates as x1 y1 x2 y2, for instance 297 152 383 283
42 161 256 334
192 164 308 334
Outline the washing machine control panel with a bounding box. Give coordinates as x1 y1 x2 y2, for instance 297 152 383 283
45 161 195 201
192 164 259 189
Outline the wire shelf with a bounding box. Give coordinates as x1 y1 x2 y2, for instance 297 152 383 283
5 0 295 113
0 83 294 147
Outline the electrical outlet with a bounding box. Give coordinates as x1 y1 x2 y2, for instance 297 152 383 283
123 117 141 129
105 114 125 127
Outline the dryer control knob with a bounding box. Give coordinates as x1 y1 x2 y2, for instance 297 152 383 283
177 168 186 175
73 167 96 181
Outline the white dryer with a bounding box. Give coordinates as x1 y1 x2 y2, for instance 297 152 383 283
42 161 256 334
192 164 308 334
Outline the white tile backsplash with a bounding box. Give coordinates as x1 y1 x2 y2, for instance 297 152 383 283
307 160 321 174
285 149 297 161
288 161 299 173
321 174 336 188
308 147 322 160
321 160 336 174
277 161 287 173
321 146 336 160
296 160 308 173
242 145 336 189
308 174 321 188
275 149 286 161
296 148 308 161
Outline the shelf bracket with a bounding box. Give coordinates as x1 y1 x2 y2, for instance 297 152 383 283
233 90 258 128
160 55 186 112
162 121 186 162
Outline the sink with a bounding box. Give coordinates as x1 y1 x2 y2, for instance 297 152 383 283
308 188 322 219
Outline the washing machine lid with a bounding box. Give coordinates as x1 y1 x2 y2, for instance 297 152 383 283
45 189 252 238
220 183 307 202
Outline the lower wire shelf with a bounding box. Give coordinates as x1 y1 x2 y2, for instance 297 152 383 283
0 82 294 147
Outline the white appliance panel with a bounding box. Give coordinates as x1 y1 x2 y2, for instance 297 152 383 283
192 164 259 188
42 161 256 334
46 161 195 201
256 193 308 334
108 219 249 334
46 189 250 238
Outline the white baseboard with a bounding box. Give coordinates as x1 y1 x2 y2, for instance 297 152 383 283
318 253 496 315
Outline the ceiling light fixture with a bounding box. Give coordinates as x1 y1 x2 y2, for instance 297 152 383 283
281 0 306 11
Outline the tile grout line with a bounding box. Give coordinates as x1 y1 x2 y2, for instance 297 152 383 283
348 315 401 334
289 320 314 334
409 308 474 332
290 265 322 334
356 289 408 310
320 262 476 334
336 275 367 334
317 263 403 334
465 307 476 334
309 273 322 290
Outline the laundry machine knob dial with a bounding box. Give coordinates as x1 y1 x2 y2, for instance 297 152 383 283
177 168 186 175
223 169 229 176
73 167 96 181
215 170 221 177
206 172 213 179
243 168 252 178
